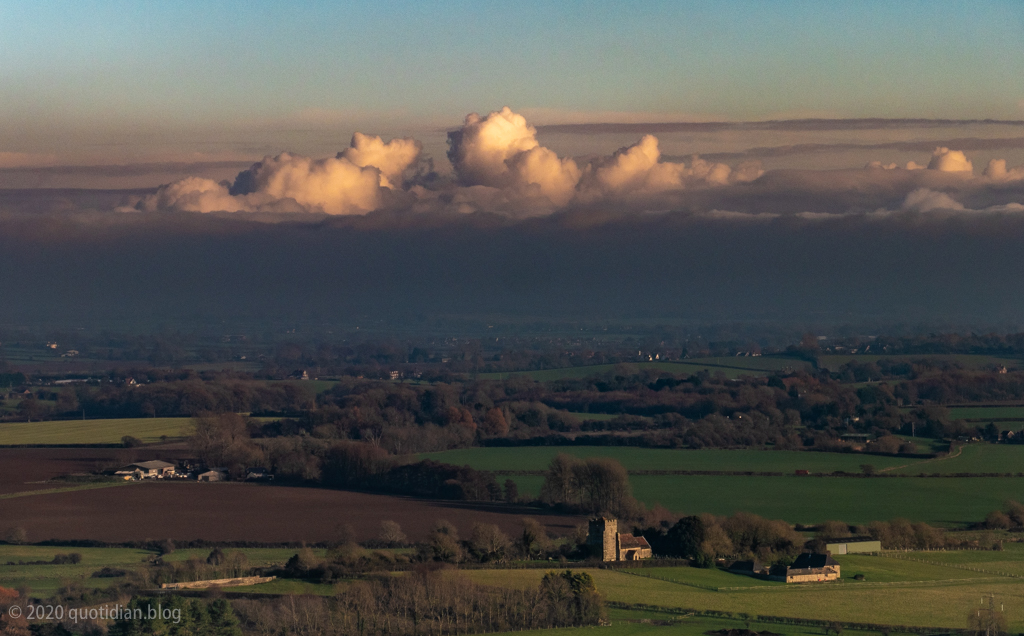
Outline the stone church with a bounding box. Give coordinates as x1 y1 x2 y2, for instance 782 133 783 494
587 517 653 561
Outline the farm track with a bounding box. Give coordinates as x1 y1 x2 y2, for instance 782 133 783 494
878 444 963 473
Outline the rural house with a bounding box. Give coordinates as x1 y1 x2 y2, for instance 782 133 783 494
769 553 840 583
586 517 653 561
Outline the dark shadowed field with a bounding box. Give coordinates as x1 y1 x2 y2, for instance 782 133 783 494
0 447 189 494
0 482 581 543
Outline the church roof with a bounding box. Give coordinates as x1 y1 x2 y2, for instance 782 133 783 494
618 534 651 549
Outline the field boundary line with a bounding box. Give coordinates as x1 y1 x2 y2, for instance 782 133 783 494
605 601 956 633
618 567 1009 592
879 444 962 473
0 482 131 500
881 552 1023 579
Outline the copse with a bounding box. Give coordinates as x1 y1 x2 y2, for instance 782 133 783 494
540 453 642 518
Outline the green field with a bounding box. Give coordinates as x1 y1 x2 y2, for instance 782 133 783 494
0 417 194 445
466 562 1024 630
946 406 1024 420
0 545 316 595
625 475 1024 526
0 545 154 594
418 446 920 474
495 472 1024 526
889 443 1024 474
476 357 812 382
640 554 993 589
511 613 892 636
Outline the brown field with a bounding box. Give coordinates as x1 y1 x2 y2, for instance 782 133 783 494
0 481 582 544
0 447 189 494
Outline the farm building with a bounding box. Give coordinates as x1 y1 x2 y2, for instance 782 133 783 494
728 560 768 577
115 460 176 480
769 553 840 583
825 538 881 554
198 468 228 482
587 517 653 561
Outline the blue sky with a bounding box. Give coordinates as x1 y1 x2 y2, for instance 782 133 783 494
0 0 1021 164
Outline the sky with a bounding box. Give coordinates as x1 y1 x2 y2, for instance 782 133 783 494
1 1 1022 166
3 1 1024 332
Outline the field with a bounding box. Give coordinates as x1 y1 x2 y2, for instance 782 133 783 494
0 417 194 445
0 545 154 594
466 556 1024 631
476 357 812 382
817 354 1023 372
946 406 1024 420
889 443 1024 474
0 481 582 544
0 544 330 595
421 445 1024 525
495 473 1023 526
418 446 921 474
0 447 189 494
625 475 1024 526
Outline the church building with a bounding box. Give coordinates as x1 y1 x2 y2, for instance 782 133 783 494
587 517 653 561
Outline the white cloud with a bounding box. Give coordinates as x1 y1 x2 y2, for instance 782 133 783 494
926 147 973 173
983 159 1024 182
902 188 965 212
138 133 420 215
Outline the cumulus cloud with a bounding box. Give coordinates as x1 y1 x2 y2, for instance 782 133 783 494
446 107 580 206
984 159 1024 182
927 147 973 173
130 108 1023 219
338 133 421 188
578 135 758 199
138 133 420 215
902 188 965 212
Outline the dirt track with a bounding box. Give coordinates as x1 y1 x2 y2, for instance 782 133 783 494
0 481 582 544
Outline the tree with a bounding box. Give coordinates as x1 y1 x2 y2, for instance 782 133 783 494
483 408 509 436
429 519 464 563
503 478 519 504
378 520 407 547
469 523 511 562
667 516 706 560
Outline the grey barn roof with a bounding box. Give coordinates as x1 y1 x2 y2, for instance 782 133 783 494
791 553 839 569
131 460 175 470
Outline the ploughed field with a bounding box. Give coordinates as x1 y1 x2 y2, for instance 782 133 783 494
0 481 581 544
0 447 188 494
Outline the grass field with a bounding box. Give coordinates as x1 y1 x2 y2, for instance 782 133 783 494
466 564 1024 630
510 613 894 636
418 447 920 474
0 545 317 595
0 417 194 445
624 475 1024 526
889 443 1024 474
0 545 153 594
947 406 1024 420
496 472 1023 526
